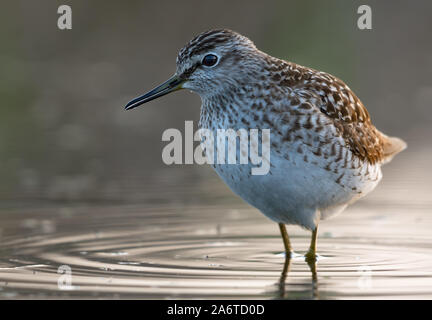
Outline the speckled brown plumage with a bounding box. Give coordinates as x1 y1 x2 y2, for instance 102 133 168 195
180 30 405 170
125 29 407 253
263 59 386 165
177 29 405 224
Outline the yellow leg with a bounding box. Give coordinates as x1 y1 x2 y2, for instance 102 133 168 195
305 225 318 263
304 226 319 298
278 223 292 256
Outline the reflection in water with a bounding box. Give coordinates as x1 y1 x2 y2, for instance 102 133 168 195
277 255 318 299
277 256 292 299
308 258 318 299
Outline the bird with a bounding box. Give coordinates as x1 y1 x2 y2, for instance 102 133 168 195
124 29 406 263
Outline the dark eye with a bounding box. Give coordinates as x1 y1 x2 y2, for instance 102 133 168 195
202 54 218 67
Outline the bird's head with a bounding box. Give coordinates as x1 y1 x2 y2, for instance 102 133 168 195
125 29 261 110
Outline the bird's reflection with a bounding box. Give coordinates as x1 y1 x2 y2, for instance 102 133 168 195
277 255 319 299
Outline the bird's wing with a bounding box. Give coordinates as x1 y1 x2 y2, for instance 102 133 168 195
291 67 386 164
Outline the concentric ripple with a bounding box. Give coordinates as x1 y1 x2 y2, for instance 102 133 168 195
0 203 432 299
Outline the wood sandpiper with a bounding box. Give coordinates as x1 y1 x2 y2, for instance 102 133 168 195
125 29 406 264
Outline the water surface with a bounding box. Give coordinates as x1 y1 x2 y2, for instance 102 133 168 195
1 150 431 299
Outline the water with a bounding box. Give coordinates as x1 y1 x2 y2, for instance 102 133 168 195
1 150 432 299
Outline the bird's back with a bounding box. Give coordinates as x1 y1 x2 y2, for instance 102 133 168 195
261 57 406 166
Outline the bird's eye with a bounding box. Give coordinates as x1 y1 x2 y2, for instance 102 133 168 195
202 54 218 67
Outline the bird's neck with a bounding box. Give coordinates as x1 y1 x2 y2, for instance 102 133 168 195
199 81 266 131
197 55 303 130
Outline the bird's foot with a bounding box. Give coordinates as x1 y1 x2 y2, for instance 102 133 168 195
304 250 317 264
305 250 318 284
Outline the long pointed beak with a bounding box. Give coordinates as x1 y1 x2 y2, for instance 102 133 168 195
124 75 184 110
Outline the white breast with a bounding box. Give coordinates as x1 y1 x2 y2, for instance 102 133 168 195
210 146 382 230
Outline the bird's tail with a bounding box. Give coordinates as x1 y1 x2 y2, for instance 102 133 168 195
380 134 407 164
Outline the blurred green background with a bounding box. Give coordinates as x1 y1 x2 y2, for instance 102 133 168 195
0 0 430 207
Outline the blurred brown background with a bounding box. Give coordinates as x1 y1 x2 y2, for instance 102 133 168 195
0 0 431 207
